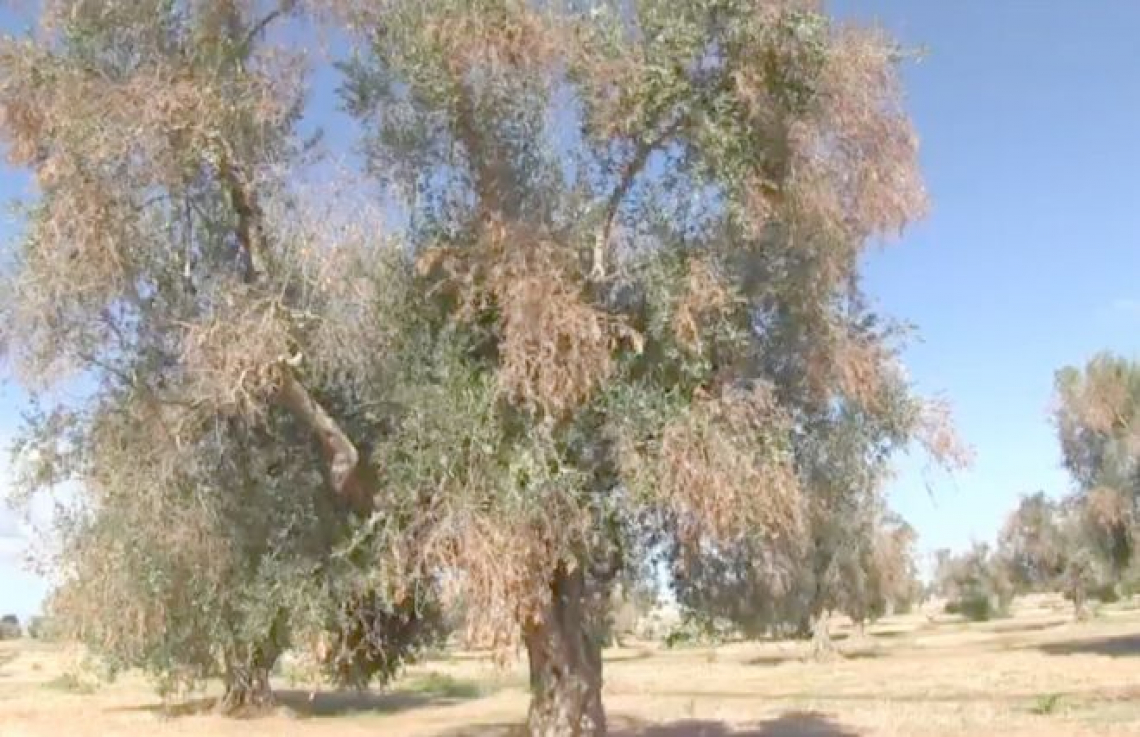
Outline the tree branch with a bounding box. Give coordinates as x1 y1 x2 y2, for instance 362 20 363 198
452 81 507 224
218 151 376 516
276 369 376 516
238 1 298 60
218 153 270 282
591 118 685 281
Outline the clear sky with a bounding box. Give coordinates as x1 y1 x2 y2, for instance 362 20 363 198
3 1 1140 617
831 0 1140 571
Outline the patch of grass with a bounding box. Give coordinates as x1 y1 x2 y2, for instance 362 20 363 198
1030 692 1063 716
42 672 96 695
399 671 485 699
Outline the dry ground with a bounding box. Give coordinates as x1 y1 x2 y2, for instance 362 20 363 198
3 595 1140 736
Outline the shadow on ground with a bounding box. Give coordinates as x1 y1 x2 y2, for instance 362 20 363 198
1034 633 1140 658
278 689 468 717
441 713 860 736
616 713 861 736
746 649 886 667
108 688 476 719
984 619 1069 635
605 648 656 663
746 652 804 667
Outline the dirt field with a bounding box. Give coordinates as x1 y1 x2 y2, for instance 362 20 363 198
3 595 1140 736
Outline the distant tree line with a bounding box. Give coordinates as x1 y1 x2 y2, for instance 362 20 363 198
930 353 1140 621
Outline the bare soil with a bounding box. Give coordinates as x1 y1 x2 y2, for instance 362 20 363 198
4 595 1140 736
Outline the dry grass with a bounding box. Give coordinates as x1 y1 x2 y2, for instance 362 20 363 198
4 595 1140 736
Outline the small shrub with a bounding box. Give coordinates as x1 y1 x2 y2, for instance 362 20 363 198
664 627 695 649
960 593 999 622
401 671 483 699
1031 693 1062 715
43 672 96 694
0 614 21 640
1090 582 1121 603
664 617 732 649
27 616 58 641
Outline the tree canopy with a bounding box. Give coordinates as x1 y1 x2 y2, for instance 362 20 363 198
0 2 952 733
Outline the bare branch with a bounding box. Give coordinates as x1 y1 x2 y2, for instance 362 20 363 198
216 149 376 516
240 1 299 58
276 366 375 516
591 117 684 281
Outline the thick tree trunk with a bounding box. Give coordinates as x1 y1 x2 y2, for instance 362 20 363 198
218 636 280 716
808 611 835 661
219 661 275 715
1071 583 1090 622
523 565 606 737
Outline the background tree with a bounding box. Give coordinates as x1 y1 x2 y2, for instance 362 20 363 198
0 614 19 640
1053 354 1140 600
931 543 1014 621
861 514 923 622
998 492 1067 593
672 501 923 649
668 344 941 652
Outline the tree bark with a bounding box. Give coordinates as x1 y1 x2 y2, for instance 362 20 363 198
219 646 279 716
795 614 813 640
276 370 376 516
808 611 835 662
523 564 606 737
1071 583 1090 622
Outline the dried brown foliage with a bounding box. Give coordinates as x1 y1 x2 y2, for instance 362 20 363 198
621 383 801 546
1056 361 1134 436
177 288 294 419
423 2 561 80
406 499 592 658
915 397 974 472
0 20 304 384
420 222 641 418
801 324 894 416
671 258 738 355
46 397 238 662
1085 486 1133 532
784 26 927 243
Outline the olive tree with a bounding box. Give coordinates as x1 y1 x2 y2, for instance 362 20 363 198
336 0 954 730
998 492 1067 593
1053 354 1140 595
932 543 1014 621
0 0 436 711
0 1 950 733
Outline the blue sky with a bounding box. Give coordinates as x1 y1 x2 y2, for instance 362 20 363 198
830 0 1140 569
3 2 1140 616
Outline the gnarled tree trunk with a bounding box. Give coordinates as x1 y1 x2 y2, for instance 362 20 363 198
219 662 275 714
523 564 606 737
218 638 280 716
